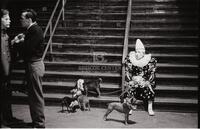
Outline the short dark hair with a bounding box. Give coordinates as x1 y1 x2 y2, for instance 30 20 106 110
1 9 9 18
22 9 37 22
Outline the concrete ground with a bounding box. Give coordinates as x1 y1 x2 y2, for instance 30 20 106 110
2 104 198 128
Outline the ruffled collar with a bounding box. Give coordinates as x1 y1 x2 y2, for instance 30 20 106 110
129 51 151 68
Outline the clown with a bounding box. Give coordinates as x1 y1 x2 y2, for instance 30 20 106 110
123 39 157 116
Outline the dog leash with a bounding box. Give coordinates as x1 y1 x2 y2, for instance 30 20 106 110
87 89 122 95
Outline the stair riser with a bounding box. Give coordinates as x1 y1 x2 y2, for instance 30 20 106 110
38 12 197 20
38 19 198 28
11 83 198 99
55 29 125 36
11 72 198 87
11 83 121 96
66 8 127 13
12 63 198 76
65 5 195 11
13 62 198 75
64 7 196 14
10 96 198 112
49 44 198 54
48 37 198 47
66 0 197 6
130 30 198 36
50 35 198 44
45 54 198 64
157 79 198 87
54 28 198 37
50 36 122 44
67 1 128 6
46 54 122 63
11 74 120 86
38 13 126 20
9 6 55 12
45 65 198 75
156 90 198 99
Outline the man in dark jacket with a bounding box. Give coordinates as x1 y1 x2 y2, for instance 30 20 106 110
12 9 45 128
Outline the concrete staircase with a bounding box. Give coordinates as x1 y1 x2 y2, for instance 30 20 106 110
9 0 198 112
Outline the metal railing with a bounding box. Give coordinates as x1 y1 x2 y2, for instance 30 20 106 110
121 0 132 91
42 0 66 61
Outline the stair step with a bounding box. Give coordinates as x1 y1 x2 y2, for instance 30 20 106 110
50 42 198 48
42 61 197 68
12 69 198 79
43 52 198 64
54 27 198 36
11 79 198 99
48 42 198 55
13 61 198 75
39 12 197 20
11 92 198 112
50 34 198 45
48 52 198 58
63 11 197 15
55 27 198 31
46 62 198 75
11 79 198 91
11 69 198 86
12 92 198 104
39 19 198 25
51 34 198 39
65 5 193 10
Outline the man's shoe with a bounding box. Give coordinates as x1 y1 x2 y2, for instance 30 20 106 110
2 117 24 126
34 125 45 128
26 122 45 128
9 117 24 123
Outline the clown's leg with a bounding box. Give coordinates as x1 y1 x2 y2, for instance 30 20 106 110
148 100 155 116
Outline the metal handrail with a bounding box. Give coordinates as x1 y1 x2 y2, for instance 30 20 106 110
42 0 66 61
43 0 61 37
121 0 132 91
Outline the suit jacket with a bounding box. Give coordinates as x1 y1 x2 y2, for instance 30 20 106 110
20 23 44 62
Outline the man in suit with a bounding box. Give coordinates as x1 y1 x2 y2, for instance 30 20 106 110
12 9 45 128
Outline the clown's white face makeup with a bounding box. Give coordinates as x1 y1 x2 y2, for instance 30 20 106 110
135 49 145 60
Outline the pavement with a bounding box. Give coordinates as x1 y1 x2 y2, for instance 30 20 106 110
1 104 198 128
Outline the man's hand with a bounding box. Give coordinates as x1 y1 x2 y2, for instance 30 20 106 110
11 33 25 44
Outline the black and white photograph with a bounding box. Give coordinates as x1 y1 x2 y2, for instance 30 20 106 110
1 0 198 128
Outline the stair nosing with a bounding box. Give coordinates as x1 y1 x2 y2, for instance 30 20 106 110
50 42 198 48
12 92 198 104
12 70 198 79
52 34 198 39
11 80 198 91
55 27 198 31
44 61 198 68
49 52 198 57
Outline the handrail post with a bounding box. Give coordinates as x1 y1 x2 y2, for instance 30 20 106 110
62 0 65 21
121 0 132 91
50 21 53 56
